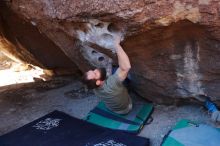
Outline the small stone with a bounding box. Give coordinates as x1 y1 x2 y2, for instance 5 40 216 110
31 21 37 26
9 108 16 112
19 5 25 9
16 102 23 105
169 54 182 60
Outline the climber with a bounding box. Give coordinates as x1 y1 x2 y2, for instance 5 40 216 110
82 35 132 114
197 94 220 122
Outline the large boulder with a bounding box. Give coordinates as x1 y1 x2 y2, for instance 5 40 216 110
0 0 220 105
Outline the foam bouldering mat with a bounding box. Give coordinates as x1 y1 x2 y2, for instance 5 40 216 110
85 102 153 134
161 119 220 146
0 110 150 146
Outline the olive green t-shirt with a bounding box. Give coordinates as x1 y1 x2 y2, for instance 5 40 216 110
94 70 132 114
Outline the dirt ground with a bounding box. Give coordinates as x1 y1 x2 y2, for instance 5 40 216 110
0 75 219 146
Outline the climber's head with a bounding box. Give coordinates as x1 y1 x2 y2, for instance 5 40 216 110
82 68 106 89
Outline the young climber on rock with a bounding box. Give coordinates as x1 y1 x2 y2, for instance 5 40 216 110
82 35 132 114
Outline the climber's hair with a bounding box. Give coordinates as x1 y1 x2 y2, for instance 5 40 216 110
82 75 98 89
99 68 107 81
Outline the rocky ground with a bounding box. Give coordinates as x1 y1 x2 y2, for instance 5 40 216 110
0 74 219 146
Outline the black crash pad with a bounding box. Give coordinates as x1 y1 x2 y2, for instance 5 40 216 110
0 110 149 146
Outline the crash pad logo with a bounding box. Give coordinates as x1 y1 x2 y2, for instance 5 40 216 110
86 140 127 146
33 118 62 130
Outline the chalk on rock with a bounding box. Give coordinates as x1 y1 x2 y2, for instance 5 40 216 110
77 19 124 52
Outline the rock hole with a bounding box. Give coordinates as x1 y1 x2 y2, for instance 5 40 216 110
102 33 113 41
92 50 97 54
95 23 104 28
98 56 105 62
107 23 120 33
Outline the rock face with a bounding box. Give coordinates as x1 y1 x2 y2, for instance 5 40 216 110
0 0 220 105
